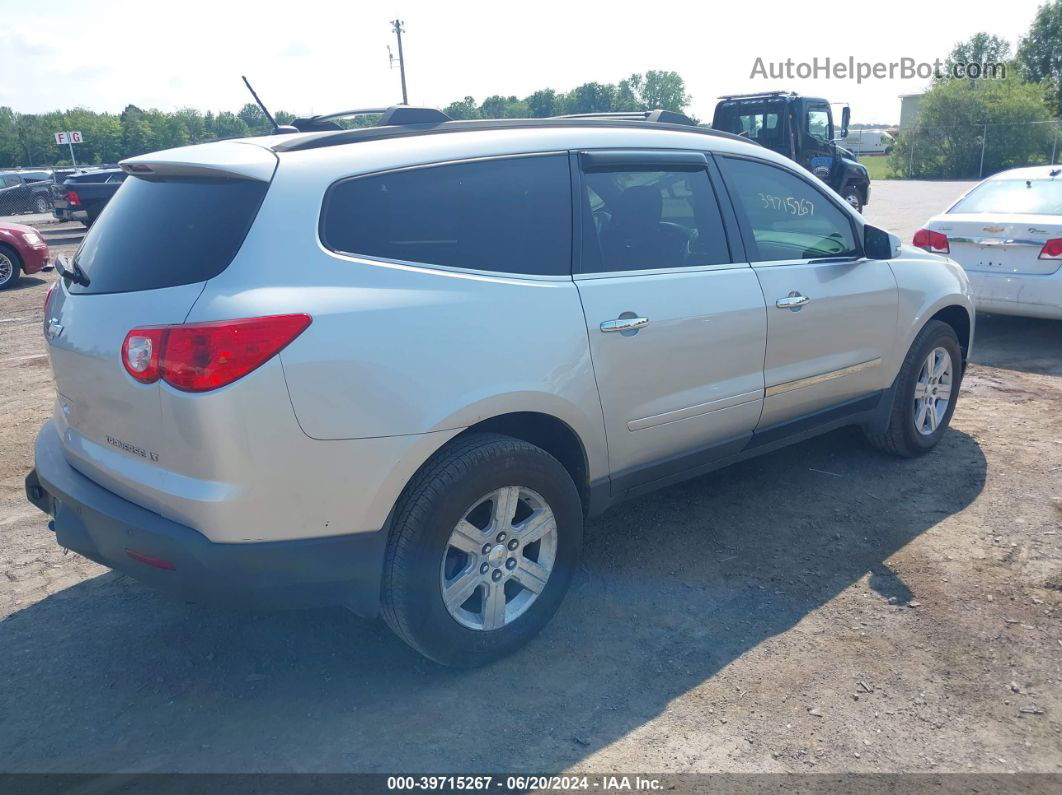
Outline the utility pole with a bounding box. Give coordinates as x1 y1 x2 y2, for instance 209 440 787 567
390 18 408 105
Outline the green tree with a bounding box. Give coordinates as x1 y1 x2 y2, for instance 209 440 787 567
526 89 564 117
1018 0 1062 112
638 71 691 111
942 32 1011 80
889 73 1054 178
564 82 616 114
443 96 481 120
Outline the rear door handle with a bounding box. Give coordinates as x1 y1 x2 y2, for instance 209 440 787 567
600 316 649 333
775 292 809 310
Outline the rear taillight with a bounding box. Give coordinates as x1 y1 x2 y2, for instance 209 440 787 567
65 190 81 206
913 228 950 254
121 315 311 392
43 281 57 315
121 328 165 383
1038 238 1062 260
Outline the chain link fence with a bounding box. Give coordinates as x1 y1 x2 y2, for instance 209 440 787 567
889 119 1062 180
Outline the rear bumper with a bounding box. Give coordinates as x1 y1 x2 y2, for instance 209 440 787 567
25 421 388 615
966 270 1062 320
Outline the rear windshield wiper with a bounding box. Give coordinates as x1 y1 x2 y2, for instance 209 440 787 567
55 256 91 287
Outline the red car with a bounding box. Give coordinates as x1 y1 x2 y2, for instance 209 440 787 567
0 222 50 289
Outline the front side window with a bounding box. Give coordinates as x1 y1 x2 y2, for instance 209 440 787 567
719 156 859 262
579 167 730 273
322 154 572 277
807 108 831 142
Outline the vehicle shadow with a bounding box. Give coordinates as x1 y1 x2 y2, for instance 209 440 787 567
972 313 1062 376
0 427 987 773
5 276 48 292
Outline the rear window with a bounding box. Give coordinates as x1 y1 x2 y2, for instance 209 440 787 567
70 176 268 294
321 154 572 276
950 179 1062 215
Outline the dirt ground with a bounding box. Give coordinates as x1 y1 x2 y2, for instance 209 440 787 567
0 188 1060 775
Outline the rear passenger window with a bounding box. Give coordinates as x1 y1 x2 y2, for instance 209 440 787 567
579 168 730 273
322 154 572 276
719 156 859 262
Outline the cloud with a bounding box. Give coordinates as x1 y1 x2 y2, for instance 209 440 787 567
277 42 310 58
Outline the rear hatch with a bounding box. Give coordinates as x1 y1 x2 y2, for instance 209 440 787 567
931 213 1062 276
44 141 275 511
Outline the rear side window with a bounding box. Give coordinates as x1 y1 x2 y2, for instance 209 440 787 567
71 176 268 294
719 156 859 261
322 154 572 276
579 168 731 273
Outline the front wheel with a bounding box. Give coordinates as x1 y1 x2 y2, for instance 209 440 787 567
33 195 49 214
865 320 962 457
0 245 22 290
381 433 584 667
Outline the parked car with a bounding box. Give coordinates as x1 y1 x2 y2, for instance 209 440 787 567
914 166 1062 320
0 221 50 289
0 171 53 215
25 107 974 666
51 169 126 227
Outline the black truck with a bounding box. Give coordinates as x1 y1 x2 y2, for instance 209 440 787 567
0 171 54 216
712 92 870 213
51 169 127 227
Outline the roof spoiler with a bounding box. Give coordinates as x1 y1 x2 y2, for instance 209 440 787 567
120 140 278 182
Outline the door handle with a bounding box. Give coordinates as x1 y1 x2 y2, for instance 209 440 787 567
600 316 649 333
775 292 809 310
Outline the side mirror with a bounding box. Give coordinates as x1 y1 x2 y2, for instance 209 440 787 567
864 224 900 259
840 106 850 140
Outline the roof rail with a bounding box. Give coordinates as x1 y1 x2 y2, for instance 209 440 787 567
273 115 751 154
290 105 451 132
716 91 797 101
553 109 697 126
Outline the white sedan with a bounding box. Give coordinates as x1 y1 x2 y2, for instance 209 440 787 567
915 166 1062 319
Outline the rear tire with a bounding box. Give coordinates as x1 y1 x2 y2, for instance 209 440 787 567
864 320 962 457
0 245 22 290
381 433 583 667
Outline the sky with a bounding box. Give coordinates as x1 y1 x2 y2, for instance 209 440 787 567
0 0 1047 125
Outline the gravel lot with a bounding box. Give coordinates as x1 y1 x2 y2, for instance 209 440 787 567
0 184 1060 775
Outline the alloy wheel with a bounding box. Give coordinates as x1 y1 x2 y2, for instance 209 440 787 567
0 253 14 286
440 486 558 631
913 346 953 436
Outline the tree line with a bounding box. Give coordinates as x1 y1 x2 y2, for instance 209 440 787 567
0 71 689 169
889 0 1062 178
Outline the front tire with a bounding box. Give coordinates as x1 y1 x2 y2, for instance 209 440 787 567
0 245 22 290
381 433 583 667
865 320 962 457
33 195 49 214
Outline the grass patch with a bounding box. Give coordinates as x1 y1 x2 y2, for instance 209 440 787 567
861 155 897 180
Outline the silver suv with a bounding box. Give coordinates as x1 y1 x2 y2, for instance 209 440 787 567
26 108 974 666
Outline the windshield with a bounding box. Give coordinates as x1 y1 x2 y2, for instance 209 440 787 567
949 178 1062 215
